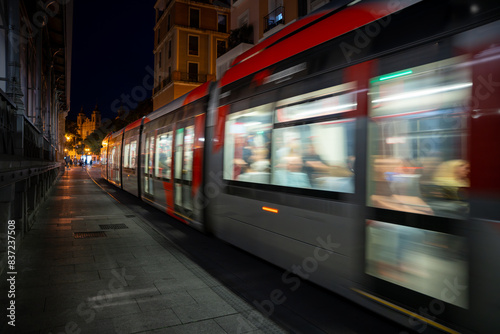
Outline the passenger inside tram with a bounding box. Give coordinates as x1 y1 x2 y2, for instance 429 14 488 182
273 155 311 188
424 159 470 217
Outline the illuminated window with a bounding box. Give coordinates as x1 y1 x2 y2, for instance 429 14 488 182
183 126 195 181
124 143 130 168
272 119 355 192
155 131 172 179
366 220 468 308
367 57 471 219
224 106 273 184
223 83 356 192
129 140 137 169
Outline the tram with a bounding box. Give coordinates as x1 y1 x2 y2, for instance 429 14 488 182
101 1 500 332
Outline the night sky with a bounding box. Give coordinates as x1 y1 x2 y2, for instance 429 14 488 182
69 0 156 123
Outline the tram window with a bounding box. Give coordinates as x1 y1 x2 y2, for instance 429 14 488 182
110 147 115 168
130 140 137 168
224 106 273 183
368 57 471 219
124 143 130 168
144 134 155 175
175 128 184 180
272 119 355 193
155 130 172 179
123 139 137 169
183 126 194 181
366 220 468 308
275 82 356 123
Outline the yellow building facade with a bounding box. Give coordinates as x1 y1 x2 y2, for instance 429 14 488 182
153 0 231 110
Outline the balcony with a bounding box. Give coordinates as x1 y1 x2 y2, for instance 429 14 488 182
264 6 285 33
153 72 214 94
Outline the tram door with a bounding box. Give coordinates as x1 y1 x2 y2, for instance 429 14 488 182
174 122 195 216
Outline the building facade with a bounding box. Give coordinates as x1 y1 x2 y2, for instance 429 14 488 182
153 0 231 110
0 0 72 268
0 0 72 161
77 106 101 140
217 0 333 78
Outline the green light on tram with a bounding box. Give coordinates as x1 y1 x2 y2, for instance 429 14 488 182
377 70 413 82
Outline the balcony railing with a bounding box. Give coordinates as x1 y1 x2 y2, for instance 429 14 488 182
153 72 211 94
264 6 285 33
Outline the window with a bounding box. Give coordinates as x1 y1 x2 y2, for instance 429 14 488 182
124 143 130 168
143 133 155 195
155 130 173 179
124 140 137 169
183 126 195 181
217 40 226 58
272 119 355 192
158 51 162 68
144 134 155 175
188 35 199 56
224 106 273 184
367 57 471 219
366 220 468 308
175 128 184 180
223 83 356 192
189 8 200 29
168 40 172 59
188 62 198 82
130 141 137 168
157 28 161 45
218 14 228 33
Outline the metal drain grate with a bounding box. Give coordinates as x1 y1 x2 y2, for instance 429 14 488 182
99 224 128 230
73 231 107 239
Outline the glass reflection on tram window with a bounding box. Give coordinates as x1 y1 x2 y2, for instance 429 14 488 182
368 57 472 219
271 120 355 193
224 106 273 184
366 220 468 308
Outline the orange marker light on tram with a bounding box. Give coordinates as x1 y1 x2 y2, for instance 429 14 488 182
262 206 278 213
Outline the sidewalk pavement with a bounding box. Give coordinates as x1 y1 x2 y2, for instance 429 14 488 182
0 166 286 334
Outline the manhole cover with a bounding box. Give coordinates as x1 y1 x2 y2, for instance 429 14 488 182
99 224 128 230
73 231 107 239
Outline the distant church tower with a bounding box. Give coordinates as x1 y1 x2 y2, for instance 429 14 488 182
91 105 101 129
77 107 86 137
77 105 102 140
